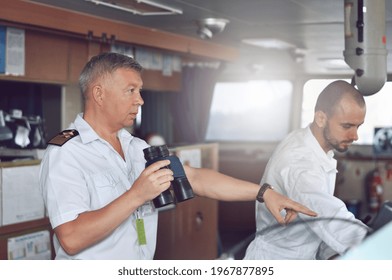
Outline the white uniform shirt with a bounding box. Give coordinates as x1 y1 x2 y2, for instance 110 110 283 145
39 114 158 259
244 126 368 260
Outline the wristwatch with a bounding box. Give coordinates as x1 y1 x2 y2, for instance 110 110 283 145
256 183 273 203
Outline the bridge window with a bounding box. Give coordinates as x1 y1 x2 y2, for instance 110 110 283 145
205 80 293 141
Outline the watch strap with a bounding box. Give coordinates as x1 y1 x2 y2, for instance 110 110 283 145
256 183 273 203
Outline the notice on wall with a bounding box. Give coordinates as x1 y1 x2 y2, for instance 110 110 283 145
176 149 202 168
5 27 25 76
111 43 134 58
162 54 173 76
7 230 51 260
1 164 45 226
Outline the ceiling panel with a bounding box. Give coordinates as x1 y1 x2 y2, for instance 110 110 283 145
26 0 392 75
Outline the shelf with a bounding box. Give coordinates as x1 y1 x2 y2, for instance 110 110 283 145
0 218 50 235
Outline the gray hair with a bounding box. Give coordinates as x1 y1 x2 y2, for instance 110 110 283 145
79 52 143 100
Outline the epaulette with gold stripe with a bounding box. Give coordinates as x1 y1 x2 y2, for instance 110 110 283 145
48 129 79 146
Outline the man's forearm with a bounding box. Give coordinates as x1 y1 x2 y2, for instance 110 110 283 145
184 166 258 201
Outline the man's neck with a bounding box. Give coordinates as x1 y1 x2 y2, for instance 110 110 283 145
83 110 119 142
309 122 330 154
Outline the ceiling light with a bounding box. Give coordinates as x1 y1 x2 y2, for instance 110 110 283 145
196 18 229 40
242 38 296 50
85 0 182 16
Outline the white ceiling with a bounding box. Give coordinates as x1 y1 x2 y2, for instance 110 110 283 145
29 0 392 77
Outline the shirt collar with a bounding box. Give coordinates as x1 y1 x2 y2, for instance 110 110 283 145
305 125 337 172
72 113 134 144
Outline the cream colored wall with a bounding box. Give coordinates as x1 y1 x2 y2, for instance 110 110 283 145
61 85 82 130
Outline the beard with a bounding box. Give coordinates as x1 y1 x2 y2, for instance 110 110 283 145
323 123 351 153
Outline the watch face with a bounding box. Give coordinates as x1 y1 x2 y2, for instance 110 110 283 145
373 127 392 155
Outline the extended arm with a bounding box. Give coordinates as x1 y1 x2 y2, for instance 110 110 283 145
184 166 317 224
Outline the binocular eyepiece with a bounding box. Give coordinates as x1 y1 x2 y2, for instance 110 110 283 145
143 145 194 208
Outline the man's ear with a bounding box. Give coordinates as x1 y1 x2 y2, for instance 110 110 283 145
92 85 104 105
314 110 327 128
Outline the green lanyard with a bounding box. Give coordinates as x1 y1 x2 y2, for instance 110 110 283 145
135 210 147 246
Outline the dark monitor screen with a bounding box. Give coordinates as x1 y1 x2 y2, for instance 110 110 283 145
368 201 392 232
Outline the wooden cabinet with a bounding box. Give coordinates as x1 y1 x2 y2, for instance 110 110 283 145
24 31 87 84
0 28 183 91
0 218 54 260
0 160 54 260
154 143 219 259
154 196 218 260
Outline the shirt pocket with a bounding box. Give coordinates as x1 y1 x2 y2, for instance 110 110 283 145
90 172 124 207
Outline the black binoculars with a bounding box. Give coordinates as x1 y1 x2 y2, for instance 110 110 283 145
143 145 194 208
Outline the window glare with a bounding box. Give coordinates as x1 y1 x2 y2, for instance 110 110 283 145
205 80 292 141
302 79 392 145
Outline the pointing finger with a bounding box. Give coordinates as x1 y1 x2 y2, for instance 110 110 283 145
286 201 317 217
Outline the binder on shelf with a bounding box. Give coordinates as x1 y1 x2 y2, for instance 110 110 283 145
0 25 5 74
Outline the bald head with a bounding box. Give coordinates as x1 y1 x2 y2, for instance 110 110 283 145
314 80 366 117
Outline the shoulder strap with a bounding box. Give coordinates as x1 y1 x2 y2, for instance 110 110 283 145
48 129 79 146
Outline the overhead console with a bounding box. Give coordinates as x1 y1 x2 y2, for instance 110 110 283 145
344 0 387 96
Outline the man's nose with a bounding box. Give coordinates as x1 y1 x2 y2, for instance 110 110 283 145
350 128 359 141
136 92 144 106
